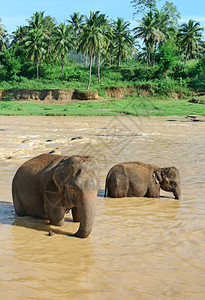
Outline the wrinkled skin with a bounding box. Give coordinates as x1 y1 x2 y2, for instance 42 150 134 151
12 154 100 238
104 161 181 200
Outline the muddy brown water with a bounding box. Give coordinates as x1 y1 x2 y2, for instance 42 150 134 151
0 115 204 299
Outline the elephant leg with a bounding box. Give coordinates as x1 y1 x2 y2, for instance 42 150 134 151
43 196 65 226
47 207 65 226
145 185 160 198
108 174 129 198
112 189 128 197
12 184 27 216
72 207 80 222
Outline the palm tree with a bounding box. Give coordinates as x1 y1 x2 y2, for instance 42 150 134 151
153 10 174 45
22 12 48 78
10 26 28 63
24 28 46 78
134 10 174 68
28 11 45 29
177 19 204 63
41 16 57 62
67 12 85 51
53 23 73 79
79 11 109 90
112 18 133 68
106 40 115 67
95 14 112 83
11 26 28 46
134 11 157 68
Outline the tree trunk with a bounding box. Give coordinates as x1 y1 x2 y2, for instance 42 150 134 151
61 58 64 79
146 48 150 69
36 59 39 78
117 51 120 69
117 42 121 69
185 48 189 65
98 53 101 84
146 50 149 69
87 54 92 90
85 51 88 67
109 55 112 67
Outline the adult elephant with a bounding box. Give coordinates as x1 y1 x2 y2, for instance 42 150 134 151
104 161 181 200
12 153 100 238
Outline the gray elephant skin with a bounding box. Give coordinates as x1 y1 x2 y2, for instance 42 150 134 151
12 153 100 238
104 161 181 200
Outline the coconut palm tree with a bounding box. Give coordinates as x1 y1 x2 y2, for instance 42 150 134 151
28 11 45 30
22 11 48 78
10 26 28 63
177 19 204 63
153 10 174 45
11 26 28 46
134 11 158 68
53 23 74 79
67 12 85 51
134 9 174 68
79 11 109 89
41 16 57 62
112 18 133 68
24 28 46 78
95 14 112 83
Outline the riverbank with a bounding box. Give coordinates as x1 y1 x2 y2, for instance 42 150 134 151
0 96 205 116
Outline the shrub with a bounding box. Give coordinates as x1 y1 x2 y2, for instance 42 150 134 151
155 42 178 78
170 61 188 79
133 65 160 80
0 49 21 80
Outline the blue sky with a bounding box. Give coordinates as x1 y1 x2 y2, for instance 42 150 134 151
1 0 205 35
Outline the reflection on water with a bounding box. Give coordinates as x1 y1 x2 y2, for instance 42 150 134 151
0 116 205 299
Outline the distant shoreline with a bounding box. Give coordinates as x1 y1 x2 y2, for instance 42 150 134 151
0 94 204 117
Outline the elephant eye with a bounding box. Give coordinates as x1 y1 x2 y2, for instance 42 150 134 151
170 181 176 187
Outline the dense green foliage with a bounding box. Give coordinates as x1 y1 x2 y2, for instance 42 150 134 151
0 1 204 95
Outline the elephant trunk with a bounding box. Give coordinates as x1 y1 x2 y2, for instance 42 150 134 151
174 186 181 200
73 191 97 238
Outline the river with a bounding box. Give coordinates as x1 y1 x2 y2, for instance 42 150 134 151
0 115 204 299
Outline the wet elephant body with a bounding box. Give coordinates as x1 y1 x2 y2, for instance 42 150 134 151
12 153 100 238
104 161 181 200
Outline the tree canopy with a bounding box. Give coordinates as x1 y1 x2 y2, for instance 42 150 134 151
0 3 204 89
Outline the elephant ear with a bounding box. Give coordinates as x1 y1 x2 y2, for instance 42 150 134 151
162 167 180 185
164 167 178 178
153 169 163 184
53 163 65 195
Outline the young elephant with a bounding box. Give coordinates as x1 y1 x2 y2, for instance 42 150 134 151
104 161 181 200
12 153 100 238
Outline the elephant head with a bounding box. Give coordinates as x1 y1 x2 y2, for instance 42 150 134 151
153 167 181 200
50 155 100 238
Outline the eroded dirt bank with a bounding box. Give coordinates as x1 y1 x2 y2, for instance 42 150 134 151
0 89 98 102
0 87 188 102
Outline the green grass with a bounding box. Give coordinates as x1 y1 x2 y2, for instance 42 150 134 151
0 97 204 116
